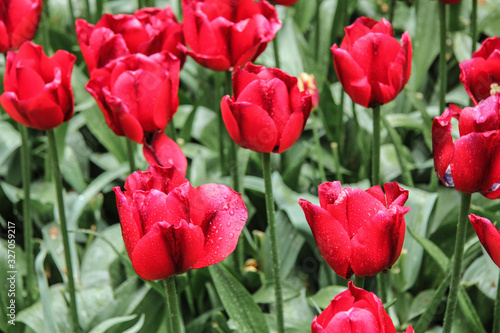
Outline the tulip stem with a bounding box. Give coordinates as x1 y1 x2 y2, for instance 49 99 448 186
164 277 181 333
442 192 472 333
353 275 365 289
273 34 281 68
19 124 35 304
262 153 285 333
371 105 381 186
47 129 80 333
493 269 500 333
126 139 136 174
389 0 396 23
439 1 447 114
471 0 478 55
414 272 451 332
331 142 344 183
225 70 240 193
313 114 327 183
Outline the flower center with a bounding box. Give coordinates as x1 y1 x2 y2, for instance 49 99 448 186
490 83 500 96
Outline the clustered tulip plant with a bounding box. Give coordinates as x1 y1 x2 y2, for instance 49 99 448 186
1 0 499 333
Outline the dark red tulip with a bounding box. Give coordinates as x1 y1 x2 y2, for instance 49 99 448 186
0 0 43 52
432 94 500 199
273 0 299 5
85 52 180 144
0 42 76 130
459 37 500 105
469 214 500 268
181 0 282 71
143 131 187 176
75 6 185 74
221 63 312 153
311 281 397 332
299 182 410 279
113 164 248 281
331 17 412 108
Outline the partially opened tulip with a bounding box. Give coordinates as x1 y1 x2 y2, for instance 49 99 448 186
469 214 500 268
299 182 410 279
432 93 500 199
221 63 312 153
113 164 248 281
181 0 282 71
143 131 187 176
331 17 412 108
86 52 180 144
0 42 76 130
75 6 185 74
460 37 500 105
0 0 43 52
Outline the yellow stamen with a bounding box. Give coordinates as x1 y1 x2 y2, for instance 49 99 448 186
490 83 500 96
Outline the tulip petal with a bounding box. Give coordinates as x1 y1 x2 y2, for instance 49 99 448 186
277 103 307 153
480 132 500 199
469 214 500 268
131 220 204 281
221 96 242 146
113 186 143 258
325 308 380 332
383 182 409 207
432 105 460 182
143 132 187 176
318 181 343 208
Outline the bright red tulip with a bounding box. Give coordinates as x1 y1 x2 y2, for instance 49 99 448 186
432 94 500 199
469 214 500 268
0 42 76 130
75 6 185 74
221 63 312 153
299 182 410 279
85 52 180 144
459 37 500 105
143 132 187 176
0 0 43 52
331 17 412 108
311 281 397 332
273 0 299 5
181 0 282 71
113 164 248 281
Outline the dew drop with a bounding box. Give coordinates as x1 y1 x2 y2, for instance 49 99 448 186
229 233 234 239
229 208 235 216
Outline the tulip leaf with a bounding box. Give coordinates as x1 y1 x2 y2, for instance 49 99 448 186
307 285 347 309
88 315 140 333
0 121 21 172
209 264 270 333
463 254 499 300
407 226 449 273
457 286 487 333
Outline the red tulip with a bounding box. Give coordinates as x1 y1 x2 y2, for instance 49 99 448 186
432 94 500 199
331 17 412 108
0 0 42 52
143 132 187 176
299 182 410 279
181 0 282 71
85 52 180 144
459 37 500 105
0 42 76 130
113 164 248 281
469 214 500 268
221 63 312 153
273 0 299 5
75 6 185 74
311 281 397 332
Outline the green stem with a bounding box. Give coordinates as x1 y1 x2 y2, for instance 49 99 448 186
335 91 345 155
84 0 92 22
19 125 35 304
415 272 451 332
377 273 387 304
216 73 226 175
439 2 448 114
314 0 322 63
494 270 500 333
313 113 327 183
164 277 181 333
353 275 365 289
442 192 472 333
371 106 381 186
67 0 76 29
261 153 284 333
273 34 280 69
138 0 143 9
471 0 478 55
331 142 343 183
388 0 396 23
126 139 136 174
225 70 240 192
96 0 103 22
47 129 79 332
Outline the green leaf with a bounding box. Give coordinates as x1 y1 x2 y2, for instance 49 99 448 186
0 121 21 173
209 264 270 333
308 285 347 309
463 254 499 300
88 315 139 333
407 226 449 272
457 286 487 333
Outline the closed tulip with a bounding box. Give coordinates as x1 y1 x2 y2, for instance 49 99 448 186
432 93 500 199
331 17 412 108
299 182 410 279
75 6 185 74
469 214 500 268
0 42 76 130
143 132 187 176
221 63 312 153
459 37 500 105
181 0 282 71
113 164 247 281
85 52 180 144
0 0 43 52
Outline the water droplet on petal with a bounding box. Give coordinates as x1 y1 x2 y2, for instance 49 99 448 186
229 233 234 239
229 208 235 216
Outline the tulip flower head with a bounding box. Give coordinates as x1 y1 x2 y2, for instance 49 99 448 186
1 42 76 130
331 17 412 108
460 37 500 105
75 6 185 74
298 73 320 109
432 93 500 199
181 0 282 71
469 214 500 268
299 182 410 279
113 164 248 281
0 0 43 52
143 132 188 176
221 63 312 153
